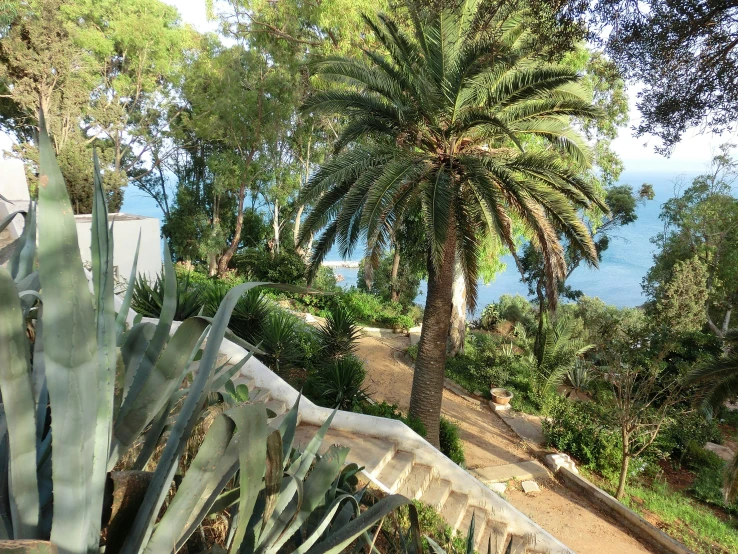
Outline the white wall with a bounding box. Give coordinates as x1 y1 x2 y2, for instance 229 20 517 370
75 214 162 282
0 159 31 239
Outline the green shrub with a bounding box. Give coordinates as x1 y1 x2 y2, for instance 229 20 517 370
201 282 273 345
315 304 362 360
131 270 203 320
357 253 422 307
258 311 305 376
663 412 722 463
439 418 465 466
230 248 307 285
683 441 725 472
543 396 622 475
306 355 369 411
408 344 418 361
495 294 536 330
478 303 500 330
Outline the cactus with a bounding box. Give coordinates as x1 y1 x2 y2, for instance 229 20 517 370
0 114 409 554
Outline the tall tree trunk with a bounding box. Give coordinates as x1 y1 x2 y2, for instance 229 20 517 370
534 281 546 367
272 199 280 255
410 219 457 448
217 184 247 275
294 204 305 257
448 254 466 357
390 246 401 302
617 448 630 500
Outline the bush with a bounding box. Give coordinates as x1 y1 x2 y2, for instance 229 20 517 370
478 303 500 330
201 282 273 345
357 253 422 307
357 401 427 437
315 304 362 360
663 412 721 463
439 418 465 466
543 396 622 476
330 289 421 329
306 355 369 411
130 270 202 320
230 248 307 285
258 311 305 376
495 294 536 330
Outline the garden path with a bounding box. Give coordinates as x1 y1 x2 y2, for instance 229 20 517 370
356 333 654 554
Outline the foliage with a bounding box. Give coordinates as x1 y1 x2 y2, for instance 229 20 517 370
258 311 305 376
358 252 422 307
534 314 594 396
130 270 203 321
306 355 369 411
297 0 603 444
202 282 273 346
438 418 465 467
231 248 308 285
0 123 416 553
583 0 738 153
644 148 738 337
544 397 622 476
330 290 419 329
494 295 537 331
653 257 710 334
356 401 427 438
315 303 362 360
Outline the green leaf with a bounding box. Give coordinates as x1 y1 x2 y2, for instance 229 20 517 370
0 210 24 234
111 317 209 467
228 405 269 554
88 148 118 551
37 111 99 554
8 201 36 283
0 267 39 539
116 231 141 343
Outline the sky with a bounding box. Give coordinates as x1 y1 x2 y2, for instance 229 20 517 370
0 0 732 176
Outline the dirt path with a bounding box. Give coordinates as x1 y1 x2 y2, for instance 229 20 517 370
357 333 653 554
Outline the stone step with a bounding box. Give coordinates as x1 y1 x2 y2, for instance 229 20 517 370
481 519 510 554
292 425 397 477
263 399 287 417
440 491 469 533
231 374 256 390
419 478 452 511
250 388 271 403
458 506 488 550
376 451 415 492
397 464 436 500
470 460 549 485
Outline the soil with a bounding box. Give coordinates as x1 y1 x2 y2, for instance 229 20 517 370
356 332 654 554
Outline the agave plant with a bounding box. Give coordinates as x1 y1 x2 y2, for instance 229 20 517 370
307 356 369 411
0 115 409 553
130 269 203 320
202 282 273 345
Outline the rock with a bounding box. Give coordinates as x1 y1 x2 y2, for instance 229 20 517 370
489 400 511 412
304 314 317 323
522 480 540 495
705 441 735 462
546 453 579 475
488 482 507 495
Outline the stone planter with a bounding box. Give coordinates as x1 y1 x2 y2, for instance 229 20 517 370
490 387 513 405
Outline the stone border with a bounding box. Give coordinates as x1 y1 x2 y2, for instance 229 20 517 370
552 467 694 554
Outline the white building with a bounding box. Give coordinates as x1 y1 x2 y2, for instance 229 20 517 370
0 158 161 281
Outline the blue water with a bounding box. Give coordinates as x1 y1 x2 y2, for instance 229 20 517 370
122 169 696 313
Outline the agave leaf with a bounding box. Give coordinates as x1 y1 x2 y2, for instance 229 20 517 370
115 231 141 343
0 267 39 538
111 317 209 468
294 495 360 554
37 112 99 554
120 321 156 402
120 282 269 554
0 210 23 234
407 504 424 554
146 412 240 554
0 422 13 540
8 201 36 283
208 488 241 516
269 445 349 553
425 535 447 554
278 394 301 462
309 494 412 554
132 399 171 471
123 244 177 413
87 149 118 550
15 271 40 318
227 405 269 554
261 431 283 532
211 347 257 393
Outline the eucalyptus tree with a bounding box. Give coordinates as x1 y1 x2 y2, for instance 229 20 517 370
298 0 604 445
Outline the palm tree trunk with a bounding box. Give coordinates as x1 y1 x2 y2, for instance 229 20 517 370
448 254 466 357
410 221 457 448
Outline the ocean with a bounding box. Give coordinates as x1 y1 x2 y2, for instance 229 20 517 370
122 169 698 314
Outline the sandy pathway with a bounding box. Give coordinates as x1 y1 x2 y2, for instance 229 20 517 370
357 333 652 554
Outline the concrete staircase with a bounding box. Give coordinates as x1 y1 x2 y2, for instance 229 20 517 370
230 370 571 554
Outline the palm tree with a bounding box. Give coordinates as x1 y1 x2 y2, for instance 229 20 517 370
298 0 604 446
686 330 738 501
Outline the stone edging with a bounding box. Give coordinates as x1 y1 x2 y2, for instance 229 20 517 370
554 467 694 554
